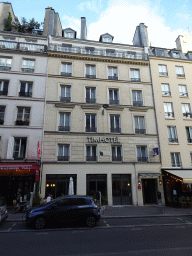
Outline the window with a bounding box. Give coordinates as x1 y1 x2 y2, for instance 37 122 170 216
172 52 180 58
102 37 112 43
13 137 27 159
179 85 188 97
0 80 9 96
110 115 121 133
158 65 168 76
86 145 97 161
132 91 143 106
109 89 119 105
15 107 30 126
175 66 185 77
61 63 72 76
112 146 122 161
161 84 171 96
22 59 35 73
60 86 71 102
59 113 70 131
186 127 192 143
0 106 5 125
182 104 192 118
58 144 70 161
19 82 33 97
164 103 174 118
171 152 182 167
130 69 140 82
134 116 145 134
0 57 11 71
108 67 118 80
137 146 148 162
167 126 178 143
64 32 74 38
86 88 96 103
86 114 96 132
86 65 96 78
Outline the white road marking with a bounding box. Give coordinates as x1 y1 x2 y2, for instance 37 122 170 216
12 223 16 227
106 224 110 227
177 218 183 220
131 228 142 230
37 232 49 235
72 231 84 233
103 220 106 223
7 228 12 232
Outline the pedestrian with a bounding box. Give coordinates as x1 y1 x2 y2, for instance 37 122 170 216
46 194 51 203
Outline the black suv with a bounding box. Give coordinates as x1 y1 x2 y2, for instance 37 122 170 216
26 195 100 229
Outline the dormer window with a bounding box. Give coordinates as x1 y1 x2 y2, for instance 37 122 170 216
63 28 77 39
99 33 114 43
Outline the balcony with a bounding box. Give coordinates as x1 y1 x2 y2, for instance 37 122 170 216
0 66 11 71
48 44 148 60
61 72 72 77
86 74 96 79
159 72 168 76
86 127 97 132
183 113 192 118
0 40 47 52
13 156 25 160
162 91 171 96
137 157 148 163
86 156 97 162
111 127 121 133
108 76 118 80
57 156 70 161
131 78 141 82
22 68 34 73
109 99 119 105
19 91 32 97
58 126 70 131
86 98 96 104
15 120 29 126
112 156 122 162
0 90 8 96
135 129 146 134
60 96 71 102
169 138 178 143
133 101 143 107
165 112 174 118
180 92 188 97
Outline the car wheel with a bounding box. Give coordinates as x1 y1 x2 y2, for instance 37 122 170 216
34 217 46 229
85 216 96 227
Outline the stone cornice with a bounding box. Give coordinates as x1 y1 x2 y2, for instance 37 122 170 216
129 106 153 112
55 102 76 108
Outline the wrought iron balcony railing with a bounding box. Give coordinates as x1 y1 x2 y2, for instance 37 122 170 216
86 156 97 161
183 113 192 118
133 101 143 107
57 156 70 161
162 91 171 96
0 90 8 96
19 91 32 97
169 138 178 143
131 78 141 82
61 72 72 77
58 126 70 131
60 96 71 102
86 127 97 132
108 76 118 80
48 44 148 60
0 65 11 71
0 40 47 52
15 120 29 126
159 72 168 76
86 74 96 79
165 112 174 118
86 98 96 104
109 99 119 105
137 157 148 162
111 127 121 133
112 156 122 162
0 119 4 125
135 129 146 134
22 68 34 73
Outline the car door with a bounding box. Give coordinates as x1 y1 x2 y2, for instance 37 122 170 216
66 198 86 221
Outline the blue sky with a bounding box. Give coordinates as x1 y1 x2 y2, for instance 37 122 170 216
8 0 192 48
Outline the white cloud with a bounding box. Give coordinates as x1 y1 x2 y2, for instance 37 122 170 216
78 1 100 13
61 15 81 35
87 0 187 48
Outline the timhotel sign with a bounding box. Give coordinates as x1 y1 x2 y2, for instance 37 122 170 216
87 137 119 143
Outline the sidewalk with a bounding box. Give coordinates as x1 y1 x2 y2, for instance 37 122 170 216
5 205 192 222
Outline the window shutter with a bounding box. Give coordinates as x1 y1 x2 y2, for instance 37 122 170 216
6 137 14 159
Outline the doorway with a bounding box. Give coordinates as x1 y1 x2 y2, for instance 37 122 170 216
142 179 157 204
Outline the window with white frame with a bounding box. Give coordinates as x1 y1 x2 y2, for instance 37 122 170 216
86 114 97 132
130 69 140 82
164 103 174 118
175 66 185 77
102 37 112 43
137 146 148 162
16 107 30 125
134 116 145 134
112 146 122 161
58 144 70 161
158 65 168 76
132 90 143 106
22 59 35 73
161 84 171 96
0 106 5 125
64 32 74 38
86 65 96 78
179 85 188 97
171 152 182 167
110 115 121 133
61 63 72 76
59 113 70 131
86 87 96 103
19 82 33 97
167 126 178 143
0 80 9 95
109 89 119 105
182 103 192 118
60 86 71 102
13 137 27 159
186 127 192 143
108 67 118 80
86 145 97 161
0 57 11 71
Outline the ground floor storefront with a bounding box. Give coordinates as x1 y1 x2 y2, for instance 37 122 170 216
0 162 40 205
41 163 163 206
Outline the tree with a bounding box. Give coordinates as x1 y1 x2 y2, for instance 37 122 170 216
3 12 13 31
